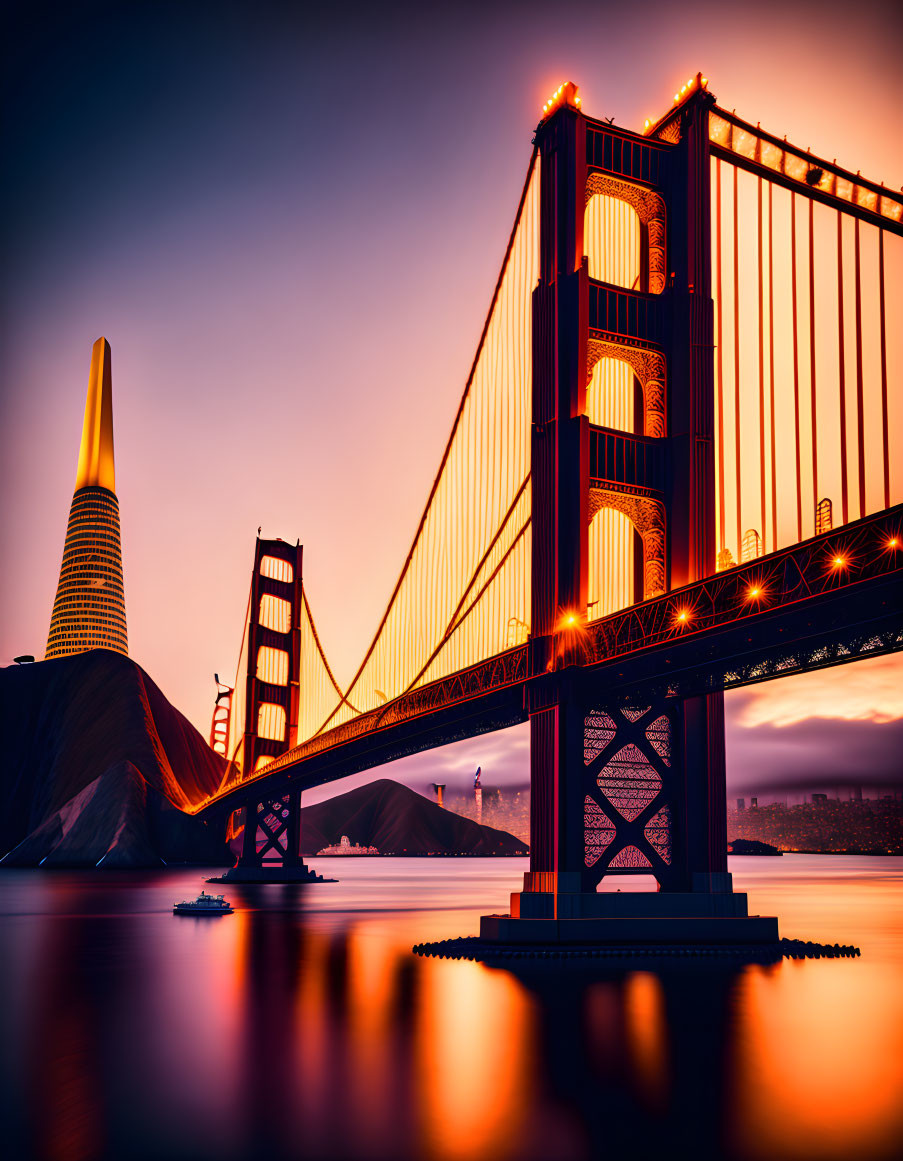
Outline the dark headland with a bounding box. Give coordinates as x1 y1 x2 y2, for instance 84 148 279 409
0 651 229 867
0 652 526 867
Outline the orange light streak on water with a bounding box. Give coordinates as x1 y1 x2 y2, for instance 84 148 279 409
624 971 670 1114
733 960 903 1160
415 955 535 1161
727 857 903 1161
344 925 399 1147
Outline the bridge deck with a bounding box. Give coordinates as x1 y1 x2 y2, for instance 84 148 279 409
197 505 902 816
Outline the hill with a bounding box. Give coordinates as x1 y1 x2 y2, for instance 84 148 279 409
300 779 528 856
0 651 230 866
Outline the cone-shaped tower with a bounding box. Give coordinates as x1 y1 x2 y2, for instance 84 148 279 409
46 338 128 658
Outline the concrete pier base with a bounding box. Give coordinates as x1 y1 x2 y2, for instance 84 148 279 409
478 872 779 947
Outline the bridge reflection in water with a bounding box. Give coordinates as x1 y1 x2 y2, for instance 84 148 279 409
2 858 901 1161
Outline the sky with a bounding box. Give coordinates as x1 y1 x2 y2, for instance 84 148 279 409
1 0 901 799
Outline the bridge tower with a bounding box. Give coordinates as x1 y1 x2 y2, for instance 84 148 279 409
223 536 325 882
498 79 774 940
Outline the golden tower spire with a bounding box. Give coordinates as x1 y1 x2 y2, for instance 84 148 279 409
75 336 116 492
46 338 128 660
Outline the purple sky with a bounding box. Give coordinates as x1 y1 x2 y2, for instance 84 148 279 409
2 0 901 796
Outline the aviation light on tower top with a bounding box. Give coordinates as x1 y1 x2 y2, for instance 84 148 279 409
644 72 708 135
540 81 580 121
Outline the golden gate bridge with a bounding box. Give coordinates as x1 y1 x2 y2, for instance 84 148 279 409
196 75 901 944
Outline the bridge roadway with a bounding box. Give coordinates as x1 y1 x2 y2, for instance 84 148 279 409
197 505 902 819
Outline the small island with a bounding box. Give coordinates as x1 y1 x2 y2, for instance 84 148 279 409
728 838 783 856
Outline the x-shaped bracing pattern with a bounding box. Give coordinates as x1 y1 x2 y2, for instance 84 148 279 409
254 795 291 860
582 702 678 889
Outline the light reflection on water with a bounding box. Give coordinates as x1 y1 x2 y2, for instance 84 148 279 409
0 856 901 1161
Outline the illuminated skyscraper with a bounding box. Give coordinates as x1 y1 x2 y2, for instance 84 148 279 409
45 338 128 659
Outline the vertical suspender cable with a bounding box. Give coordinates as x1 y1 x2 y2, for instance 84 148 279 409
790 192 803 542
853 218 865 518
836 212 849 525
757 177 767 548
733 166 742 554
768 183 777 549
808 199 818 522
878 231 890 510
715 160 726 553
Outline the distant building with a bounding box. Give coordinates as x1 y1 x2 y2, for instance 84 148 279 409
438 783 530 845
46 338 128 659
812 793 828 804
726 795 903 854
431 783 446 809
737 798 746 811
316 835 379 856
750 797 758 808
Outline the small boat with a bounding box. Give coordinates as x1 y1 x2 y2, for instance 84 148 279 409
173 890 233 915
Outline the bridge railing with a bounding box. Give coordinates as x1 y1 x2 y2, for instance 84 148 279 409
583 505 901 668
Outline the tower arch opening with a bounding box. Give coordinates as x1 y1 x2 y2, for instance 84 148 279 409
585 357 643 433
586 339 666 439
587 507 639 621
588 492 666 616
584 174 667 295
584 194 641 290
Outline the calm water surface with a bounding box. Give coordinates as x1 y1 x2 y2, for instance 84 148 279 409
1 856 901 1161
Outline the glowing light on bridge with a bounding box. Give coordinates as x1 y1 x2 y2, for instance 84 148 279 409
541 81 580 119
644 73 709 134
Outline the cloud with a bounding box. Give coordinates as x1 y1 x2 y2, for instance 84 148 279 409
727 653 903 728
726 713 903 795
